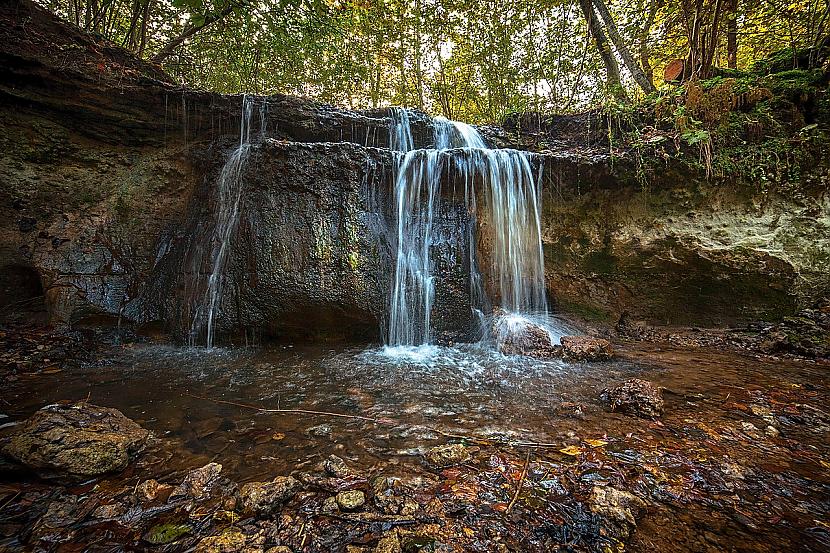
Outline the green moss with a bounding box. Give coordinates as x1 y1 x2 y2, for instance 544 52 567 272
144 523 192 544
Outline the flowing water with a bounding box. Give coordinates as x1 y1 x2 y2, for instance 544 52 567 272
3 340 828 551
189 95 266 347
387 110 553 350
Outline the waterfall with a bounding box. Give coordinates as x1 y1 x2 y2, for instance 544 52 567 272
386 109 548 348
190 95 266 347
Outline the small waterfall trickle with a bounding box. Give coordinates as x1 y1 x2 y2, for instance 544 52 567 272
386 109 550 349
190 95 266 347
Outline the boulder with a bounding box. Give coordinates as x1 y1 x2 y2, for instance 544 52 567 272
560 336 614 361
238 476 301 516
492 309 558 358
601 379 664 419
1 402 149 481
424 444 470 468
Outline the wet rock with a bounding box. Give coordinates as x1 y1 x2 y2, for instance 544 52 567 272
323 454 354 478
336 490 366 511
172 462 223 500
374 530 402 553
136 478 172 502
758 299 830 358
588 485 646 539
560 336 614 361
492 309 559 358
266 547 294 553
424 444 470 468
92 502 126 519
1 402 149 481
195 529 248 553
306 424 333 438
144 522 192 545
238 475 301 516
322 495 339 513
601 378 663 419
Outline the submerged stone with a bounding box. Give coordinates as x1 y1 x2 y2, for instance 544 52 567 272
424 444 470 468
601 379 664 419
560 336 614 361
195 529 247 553
2 402 149 481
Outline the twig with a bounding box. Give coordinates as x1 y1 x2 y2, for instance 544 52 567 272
185 393 385 424
506 448 532 513
187 393 564 450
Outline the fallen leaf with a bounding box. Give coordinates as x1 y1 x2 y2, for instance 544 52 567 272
584 439 608 448
559 446 583 456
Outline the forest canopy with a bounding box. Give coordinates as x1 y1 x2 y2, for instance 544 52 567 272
37 0 830 122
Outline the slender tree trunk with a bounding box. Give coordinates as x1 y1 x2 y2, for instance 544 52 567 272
638 0 660 86
592 0 657 93
726 0 738 68
578 0 626 99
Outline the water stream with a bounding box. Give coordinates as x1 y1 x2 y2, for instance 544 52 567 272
387 109 554 350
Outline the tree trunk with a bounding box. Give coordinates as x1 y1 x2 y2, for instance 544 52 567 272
592 0 657 93
726 0 738 69
638 0 660 86
578 0 626 100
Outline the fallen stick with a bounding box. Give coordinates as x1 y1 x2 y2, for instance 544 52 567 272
186 393 564 450
506 448 532 513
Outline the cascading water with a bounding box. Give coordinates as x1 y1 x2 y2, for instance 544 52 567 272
190 95 266 347
386 109 553 350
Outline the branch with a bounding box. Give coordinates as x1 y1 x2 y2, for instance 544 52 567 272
151 0 246 64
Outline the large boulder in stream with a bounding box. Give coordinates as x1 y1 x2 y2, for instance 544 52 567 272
492 309 559 358
1 402 149 481
601 379 664 419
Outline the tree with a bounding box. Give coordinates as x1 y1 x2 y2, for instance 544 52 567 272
578 0 626 99
591 0 657 93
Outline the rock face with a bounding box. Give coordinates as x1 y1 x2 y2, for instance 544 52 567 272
601 379 664 419
2 402 149 480
759 298 830 358
560 336 614 361
238 476 301 516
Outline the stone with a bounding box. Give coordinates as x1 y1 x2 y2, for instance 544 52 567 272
601 378 664 419
374 530 402 553
306 424 333 438
492 309 559 358
336 490 366 511
588 486 646 539
560 336 614 361
92 503 126 519
195 529 247 553
424 444 470 468
323 454 354 478
1 402 149 481
136 478 172 502
238 476 301 516
266 547 294 553
172 463 223 500
322 495 339 513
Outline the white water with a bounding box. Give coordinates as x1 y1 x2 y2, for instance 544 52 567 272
386 109 552 350
190 95 265 347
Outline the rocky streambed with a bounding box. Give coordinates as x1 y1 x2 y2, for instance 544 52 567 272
1 327 829 552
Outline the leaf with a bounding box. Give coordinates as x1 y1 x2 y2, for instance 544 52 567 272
144 523 191 545
559 446 583 456
584 439 608 448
